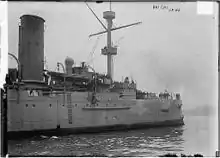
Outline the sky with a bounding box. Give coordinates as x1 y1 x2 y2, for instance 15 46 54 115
7 2 218 109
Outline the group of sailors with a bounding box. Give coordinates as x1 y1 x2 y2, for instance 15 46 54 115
123 77 136 89
145 91 178 100
159 92 171 99
145 92 173 99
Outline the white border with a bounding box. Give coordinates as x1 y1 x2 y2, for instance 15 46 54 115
197 1 214 15
0 1 8 89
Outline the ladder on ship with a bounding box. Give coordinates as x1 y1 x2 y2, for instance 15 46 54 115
67 93 73 124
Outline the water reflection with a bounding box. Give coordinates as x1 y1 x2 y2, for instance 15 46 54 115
8 126 185 156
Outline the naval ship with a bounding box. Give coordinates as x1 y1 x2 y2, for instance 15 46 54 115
5 3 184 139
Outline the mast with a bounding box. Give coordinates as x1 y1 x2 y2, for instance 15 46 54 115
85 2 142 82
102 10 116 81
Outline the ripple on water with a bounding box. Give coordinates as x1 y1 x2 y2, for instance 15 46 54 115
8 117 212 157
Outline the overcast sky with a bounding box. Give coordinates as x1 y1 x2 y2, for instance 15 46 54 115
8 2 218 109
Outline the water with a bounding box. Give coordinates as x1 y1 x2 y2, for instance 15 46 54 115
8 115 216 157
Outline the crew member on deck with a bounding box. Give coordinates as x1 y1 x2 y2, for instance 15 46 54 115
124 77 129 83
146 92 149 98
43 71 52 86
43 71 49 83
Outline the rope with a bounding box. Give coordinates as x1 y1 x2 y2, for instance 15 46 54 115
87 35 101 65
90 36 100 57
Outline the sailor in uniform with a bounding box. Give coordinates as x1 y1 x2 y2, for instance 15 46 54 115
43 70 52 86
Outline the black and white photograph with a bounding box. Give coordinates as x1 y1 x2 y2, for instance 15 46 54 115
2 1 218 157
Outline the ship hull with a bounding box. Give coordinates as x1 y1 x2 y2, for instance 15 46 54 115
7 118 184 140
6 90 184 140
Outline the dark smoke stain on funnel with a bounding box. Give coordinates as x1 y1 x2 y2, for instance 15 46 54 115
18 14 45 81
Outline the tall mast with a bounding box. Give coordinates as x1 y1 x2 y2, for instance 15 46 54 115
102 10 116 80
86 2 142 82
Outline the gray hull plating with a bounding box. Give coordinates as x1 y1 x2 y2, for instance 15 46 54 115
7 89 184 139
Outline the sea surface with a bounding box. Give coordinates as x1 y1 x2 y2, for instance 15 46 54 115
8 115 217 157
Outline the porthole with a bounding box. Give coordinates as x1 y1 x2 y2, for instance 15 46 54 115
25 104 28 107
32 104 35 107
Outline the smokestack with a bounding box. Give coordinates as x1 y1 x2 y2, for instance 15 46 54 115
18 14 45 81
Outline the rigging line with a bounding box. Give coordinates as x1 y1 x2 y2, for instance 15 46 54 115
85 2 107 31
85 34 97 63
87 35 101 64
91 35 100 56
